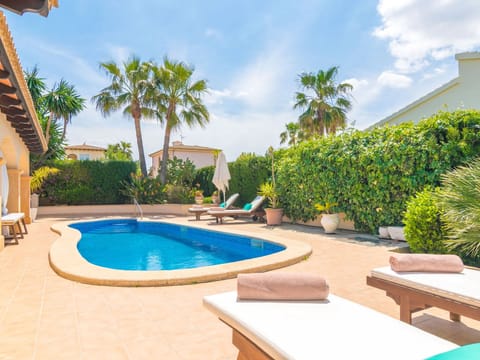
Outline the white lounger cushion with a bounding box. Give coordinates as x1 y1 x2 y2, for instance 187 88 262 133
372 266 480 308
203 291 456 360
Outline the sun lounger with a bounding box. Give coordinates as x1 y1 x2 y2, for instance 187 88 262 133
207 195 265 224
1 212 27 243
203 291 457 360
367 266 480 324
188 193 239 220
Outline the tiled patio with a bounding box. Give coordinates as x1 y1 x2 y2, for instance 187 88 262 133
1 216 479 359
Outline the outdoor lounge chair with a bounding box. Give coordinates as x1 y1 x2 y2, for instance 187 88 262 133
203 291 458 359
367 266 480 324
1 212 27 243
188 193 239 220
207 195 265 224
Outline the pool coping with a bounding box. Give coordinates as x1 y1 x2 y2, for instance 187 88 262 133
49 217 312 287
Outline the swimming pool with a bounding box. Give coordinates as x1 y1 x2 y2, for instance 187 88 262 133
71 219 284 271
49 217 312 286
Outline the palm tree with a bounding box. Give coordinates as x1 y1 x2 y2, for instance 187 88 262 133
92 56 154 176
24 67 67 170
436 158 480 258
43 79 85 144
151 57 210 184
293 66 353 138
106 141 133 161
24 66 46 106
280 122 303 147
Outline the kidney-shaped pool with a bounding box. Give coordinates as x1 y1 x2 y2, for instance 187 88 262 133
71 219 285 271
49 218 312 286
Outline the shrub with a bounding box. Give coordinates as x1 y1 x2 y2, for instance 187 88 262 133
166 157 196 186
120 173 166 204
436 157 480 261
194 153 270 204
40 160 136 205
276 110 480 232
165 185 194 204
403 187 446 253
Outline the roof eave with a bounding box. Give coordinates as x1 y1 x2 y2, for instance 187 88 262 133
0 0 58 17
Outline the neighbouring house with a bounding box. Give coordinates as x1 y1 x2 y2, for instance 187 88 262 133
0 1 57 250
369 52 480 129
65 143 106 161
149 141 220 176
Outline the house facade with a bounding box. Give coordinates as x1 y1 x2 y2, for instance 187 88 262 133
369 52 480 128
0 1 56 250
65 143 106 161
149 141 220 176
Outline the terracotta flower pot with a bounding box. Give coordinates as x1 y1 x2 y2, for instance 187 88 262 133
265 208 283 226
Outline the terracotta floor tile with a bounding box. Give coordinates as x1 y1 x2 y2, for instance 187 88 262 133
0 216 479 359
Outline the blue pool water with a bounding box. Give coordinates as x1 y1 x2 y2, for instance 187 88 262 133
71 219 285 271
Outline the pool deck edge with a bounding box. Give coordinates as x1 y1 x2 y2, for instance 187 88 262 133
48 217 312 287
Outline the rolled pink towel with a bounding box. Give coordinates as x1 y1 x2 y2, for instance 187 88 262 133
237 272 329 300
390 254 464 273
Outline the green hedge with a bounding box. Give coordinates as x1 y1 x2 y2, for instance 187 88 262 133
40 160 136 205
276 110 480 233
194 153 270 205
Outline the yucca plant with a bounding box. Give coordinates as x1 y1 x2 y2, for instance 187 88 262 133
436 158 480 258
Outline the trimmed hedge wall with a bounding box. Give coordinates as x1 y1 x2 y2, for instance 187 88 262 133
40 160 136 205
276 110 480 233
194 153 270 205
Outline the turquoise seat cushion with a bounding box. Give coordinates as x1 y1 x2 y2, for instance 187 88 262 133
220 202 225 208
243 203 252 210
426 343 480 359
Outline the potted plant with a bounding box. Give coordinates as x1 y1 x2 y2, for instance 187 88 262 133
259 146 283 225
211 190 219 205
315 202 339 233
30 166 59 221
258 182 283 225
194 189 204 204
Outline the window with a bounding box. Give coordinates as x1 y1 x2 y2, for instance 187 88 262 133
79 154 90 161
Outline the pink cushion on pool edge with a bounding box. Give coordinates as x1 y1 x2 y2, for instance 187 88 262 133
389 254 464 273
237 272 329 301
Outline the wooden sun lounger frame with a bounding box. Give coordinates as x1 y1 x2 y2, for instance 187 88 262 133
1 212 27 243
366 274 480 324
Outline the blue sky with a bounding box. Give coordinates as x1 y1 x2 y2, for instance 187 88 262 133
5 0 480 163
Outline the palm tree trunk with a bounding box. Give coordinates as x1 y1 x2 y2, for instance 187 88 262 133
159 125 171 185
45 114 53 145
133 114 148 177
60 118 67 142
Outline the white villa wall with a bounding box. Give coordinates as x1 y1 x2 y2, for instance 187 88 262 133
170 150 216 168
373 52 480 127
66 149 105 161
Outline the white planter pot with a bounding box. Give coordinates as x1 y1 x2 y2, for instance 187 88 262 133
321 214 340 234
30 193 39 208
30 207 38 221
387 226 406 241
378 226 390 239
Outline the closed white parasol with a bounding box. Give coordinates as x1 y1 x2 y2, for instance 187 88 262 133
212 152 231 204
0 150 8 216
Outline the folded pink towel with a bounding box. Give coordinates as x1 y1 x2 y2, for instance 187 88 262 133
237 273 329 300
389 254 464 273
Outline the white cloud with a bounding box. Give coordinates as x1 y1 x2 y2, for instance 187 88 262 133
203 88 247 105
374 0 480 73
230 46 293 109
377 71 412 88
